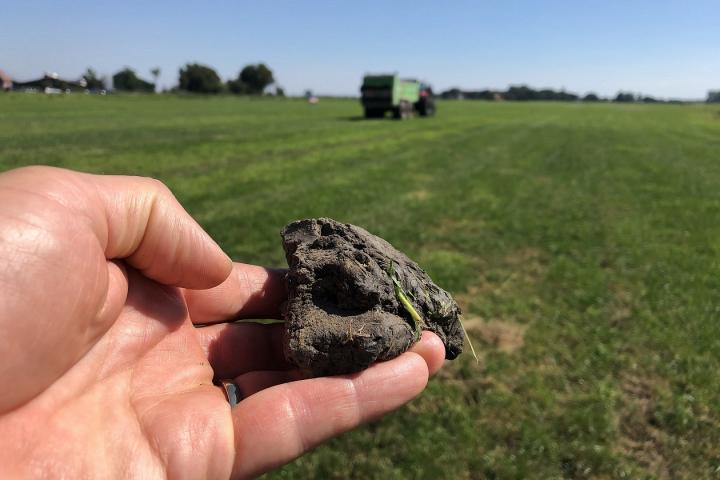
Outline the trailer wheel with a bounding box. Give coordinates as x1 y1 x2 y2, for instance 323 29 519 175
394 101 412 120
404 101 413 119
364 108 381 119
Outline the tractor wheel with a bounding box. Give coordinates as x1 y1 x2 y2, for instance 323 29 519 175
425 100 436 116
418 99 436 117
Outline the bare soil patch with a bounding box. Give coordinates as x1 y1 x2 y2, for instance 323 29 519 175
617 373 671 479
463 316 527 353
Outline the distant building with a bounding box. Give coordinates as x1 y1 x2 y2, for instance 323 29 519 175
0 69 11 91
11 73 87 93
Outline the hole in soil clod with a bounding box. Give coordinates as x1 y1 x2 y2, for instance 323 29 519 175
311 263 379 316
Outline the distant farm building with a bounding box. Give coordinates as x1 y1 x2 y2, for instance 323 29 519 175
11 73 87 93
0 69 12 91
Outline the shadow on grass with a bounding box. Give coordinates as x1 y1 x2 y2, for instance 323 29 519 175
338 116 395 122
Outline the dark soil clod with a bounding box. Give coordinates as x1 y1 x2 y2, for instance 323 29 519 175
281 218 464 376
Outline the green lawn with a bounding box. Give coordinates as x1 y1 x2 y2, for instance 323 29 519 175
2 94 720 479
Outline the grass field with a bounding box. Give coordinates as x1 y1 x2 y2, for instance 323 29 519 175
2 94 720 478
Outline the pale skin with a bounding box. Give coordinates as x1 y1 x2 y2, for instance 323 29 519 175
0 166 446 479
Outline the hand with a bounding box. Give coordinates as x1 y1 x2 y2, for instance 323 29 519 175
0 166 445 479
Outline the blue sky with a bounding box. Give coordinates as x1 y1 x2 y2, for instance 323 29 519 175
1 0 718 99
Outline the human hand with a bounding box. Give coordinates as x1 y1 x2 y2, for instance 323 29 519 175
0 166 445 479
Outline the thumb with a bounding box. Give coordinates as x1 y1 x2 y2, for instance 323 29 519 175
89 173 232 289
0 166 232 412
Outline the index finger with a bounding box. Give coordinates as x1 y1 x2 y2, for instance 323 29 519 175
184 263 287 324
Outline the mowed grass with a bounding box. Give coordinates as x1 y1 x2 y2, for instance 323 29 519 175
2 94 720 478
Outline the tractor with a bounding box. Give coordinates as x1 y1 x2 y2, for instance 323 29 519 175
360 74 435 119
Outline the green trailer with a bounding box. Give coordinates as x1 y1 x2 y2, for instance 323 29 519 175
360 74 435 119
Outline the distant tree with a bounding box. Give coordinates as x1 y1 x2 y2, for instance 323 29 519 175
150 67 161 92
83 68 105 90
464 90 495 100
614 91 635 103
641 95 658 103
227 64 275 95
502 85 578 101
178 63 222 94
707 90 720 103
112 68 155 92
441 86 582 101
505 85 537 101
556 90 579 101
583 93 600 102
227 78 249 94
536 89 552 100
275 86 285 97
238 63 274 94
439 88 460 99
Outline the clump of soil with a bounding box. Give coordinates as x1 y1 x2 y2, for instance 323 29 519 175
281 218 464 376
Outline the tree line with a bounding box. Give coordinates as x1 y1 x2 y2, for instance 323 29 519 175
176 63 280 95
71 67 720 102
440 85 720 103
83 63 280 95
